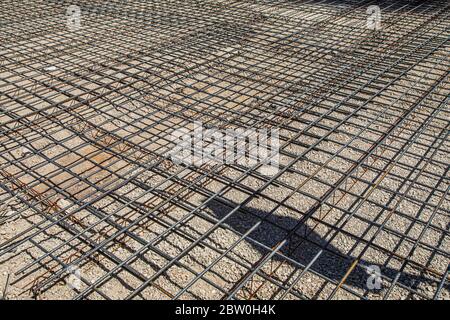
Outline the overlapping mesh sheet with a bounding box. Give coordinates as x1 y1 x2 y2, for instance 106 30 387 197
0 0 449 300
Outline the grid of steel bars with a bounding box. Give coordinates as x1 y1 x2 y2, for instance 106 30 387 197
0 0 449 300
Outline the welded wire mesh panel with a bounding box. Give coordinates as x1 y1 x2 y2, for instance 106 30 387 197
0 0 449 300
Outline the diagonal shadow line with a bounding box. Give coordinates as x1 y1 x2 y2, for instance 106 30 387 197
205 197 443 296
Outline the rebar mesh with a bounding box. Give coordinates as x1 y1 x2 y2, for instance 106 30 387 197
0 0 449 300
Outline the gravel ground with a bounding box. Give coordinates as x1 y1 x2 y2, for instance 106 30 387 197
0 0 449 300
